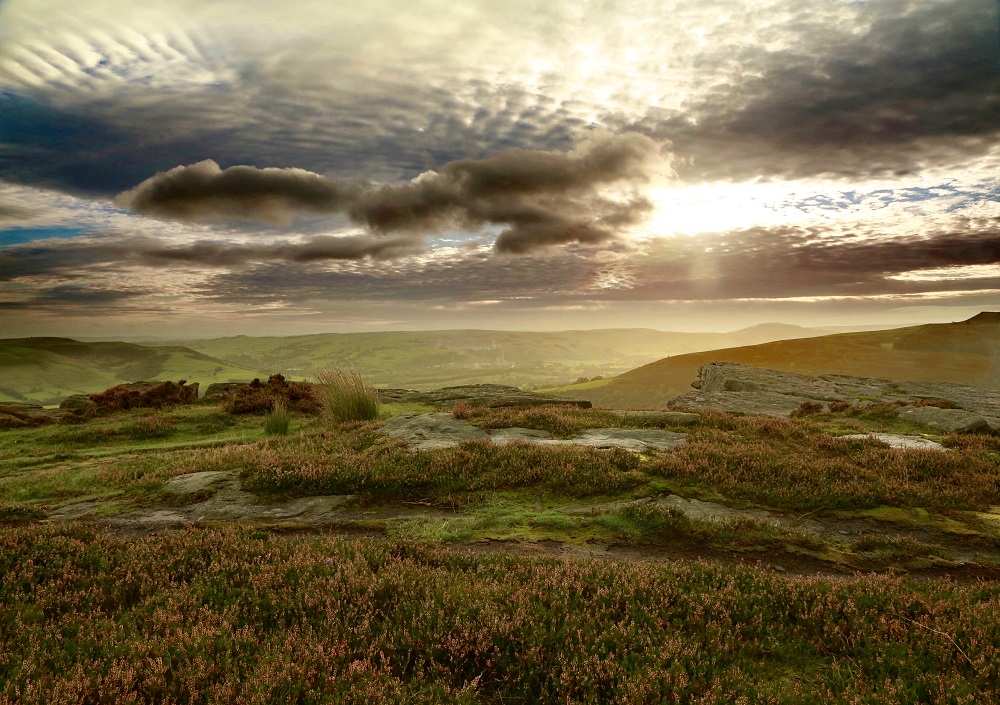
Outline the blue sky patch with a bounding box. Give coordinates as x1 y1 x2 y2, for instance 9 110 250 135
0 227 89 247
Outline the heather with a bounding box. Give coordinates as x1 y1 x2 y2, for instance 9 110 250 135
2 525 999 705
648 414 1000 511
171 425 645 499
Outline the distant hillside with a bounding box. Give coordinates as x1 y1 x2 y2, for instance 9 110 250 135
0 338 260 405
168 324 833 391
566 313 1000 409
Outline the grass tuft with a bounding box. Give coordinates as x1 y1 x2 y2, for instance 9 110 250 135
263 402 292 436
314 368 380 422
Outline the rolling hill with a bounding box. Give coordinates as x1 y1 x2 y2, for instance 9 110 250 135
167 324 834 392
0 338 260 405
564 312 1000 409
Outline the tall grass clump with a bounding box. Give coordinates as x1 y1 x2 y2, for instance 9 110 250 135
315 368 380 422
263 401 292 435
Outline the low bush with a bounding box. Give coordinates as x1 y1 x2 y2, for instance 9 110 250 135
225 374 321 415
89 380 197 412
460 405 626 438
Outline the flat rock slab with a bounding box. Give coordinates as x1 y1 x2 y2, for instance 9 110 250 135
382 413 490 450
378 384 592 409
490 427 554 444
381 414 687 451
667 391 808 418
48 501 99 522
840 433 948 451
165 470 235 494
553 428 688 452
898 407 990 434
607 410 701 426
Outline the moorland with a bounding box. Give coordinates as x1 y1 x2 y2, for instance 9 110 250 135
2 359 1000 702
1 323 836 406
559 313 1000 409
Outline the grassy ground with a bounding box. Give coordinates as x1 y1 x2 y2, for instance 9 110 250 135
2 401 1000 701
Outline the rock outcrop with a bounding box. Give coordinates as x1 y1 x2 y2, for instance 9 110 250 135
0 403 78 425
60 394 96 413
380 412 687 452
667 362 1000 432
378 384 592 409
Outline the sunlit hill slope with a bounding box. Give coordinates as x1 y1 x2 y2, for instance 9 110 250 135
566 313 1000 410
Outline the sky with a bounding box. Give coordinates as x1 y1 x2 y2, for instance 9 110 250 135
2 0 1000 338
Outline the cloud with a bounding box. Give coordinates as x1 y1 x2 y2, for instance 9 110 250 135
115 160 363 225
117 131 673 252
112 234 424 266
620 225 1000 301
0 200 36 225
628 0 1000 181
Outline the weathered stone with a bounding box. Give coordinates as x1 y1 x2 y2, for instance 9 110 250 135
898 407 990 434
0 412 26 428
161 471 356 522
562 428 687 452
840 433 948 452
0 403 44 418
379 384 591 409
48 501 99 521
201 382 251 402
666 391 810 418
698 362 848 400
607 410 701 426
165 471 235 495
60 394 96 413
671 362 1000 423
489 427 554 444
380 413 687 452
381 412 490 450
0 403 77 424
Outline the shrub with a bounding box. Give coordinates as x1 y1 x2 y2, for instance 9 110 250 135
828 401 853 413
791 400 824 417
224 374 322 415
90 380 197 412
314 369 380 422
264 402 292 436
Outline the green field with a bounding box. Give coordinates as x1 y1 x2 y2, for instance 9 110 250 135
0 338 261 405
163 324 833 392
0 324 845 408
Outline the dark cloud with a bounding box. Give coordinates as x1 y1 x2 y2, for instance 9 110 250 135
113 235 424 266
117 132 671 253
0 285 153 312
629 0 1000 180
115 160 363 225
0 243 107 281
0 231 423 282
